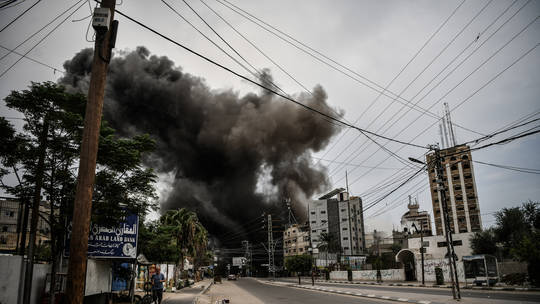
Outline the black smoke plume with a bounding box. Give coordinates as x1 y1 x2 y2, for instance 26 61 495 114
60 47 342 243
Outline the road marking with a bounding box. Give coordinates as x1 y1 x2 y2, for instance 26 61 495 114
397 298 409 302
367 294 375 297
418 301 431 304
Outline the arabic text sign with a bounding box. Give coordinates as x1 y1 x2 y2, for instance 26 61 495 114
65 214 138 258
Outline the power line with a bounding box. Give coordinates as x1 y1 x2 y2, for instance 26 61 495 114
0 0 85 63
327 0 529 181
473 160 540 175
0 0 86 79
0 44 65 74
214 0 482 137
108 6 430 150
0 0 41 33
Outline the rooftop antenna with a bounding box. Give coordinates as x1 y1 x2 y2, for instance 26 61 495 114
346 170 350 196
444 102 457 147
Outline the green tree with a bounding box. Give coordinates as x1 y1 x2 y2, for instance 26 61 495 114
160 208 208 283
285 254 312 285
470 228 497 255
317 232 342 270
1 82 158 301
494 206 530 255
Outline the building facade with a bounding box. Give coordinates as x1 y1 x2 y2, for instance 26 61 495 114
426 144 482 235
283 223 310 257
309 190 365 256
0 198 51 253
400 196 433 236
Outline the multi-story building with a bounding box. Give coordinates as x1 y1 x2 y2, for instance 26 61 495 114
0 197 51 252
283 223 310 257
309 189 365 256
400 196 432 236
426 144 482 235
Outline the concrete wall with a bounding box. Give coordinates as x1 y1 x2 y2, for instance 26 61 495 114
330 269 405 281
352 269 405 281
85 259 112 296
329 271 348 280
0 256 51 304
0 255 23 304
416 258 465 283
407 232 474 261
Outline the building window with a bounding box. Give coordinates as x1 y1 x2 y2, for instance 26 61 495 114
343 237 348 240
344 247 349 250
312 230 316 233
321 211 326 214
342 227 348 231
311 212 316 215
2 226 7 232
322 229 327 232
311 221 316 224
299 248 303 252
342 218 347 222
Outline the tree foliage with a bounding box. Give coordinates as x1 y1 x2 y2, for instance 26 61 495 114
470 228 497 255
285 254 312 274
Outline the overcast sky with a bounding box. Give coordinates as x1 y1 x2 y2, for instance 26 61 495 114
1 0 539 234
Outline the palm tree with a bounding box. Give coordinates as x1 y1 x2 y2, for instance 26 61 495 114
161 208 208 284
317 232 342 270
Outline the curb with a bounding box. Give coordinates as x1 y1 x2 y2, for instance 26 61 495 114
260 280 440 304
317 280 540 292
192 281 214 304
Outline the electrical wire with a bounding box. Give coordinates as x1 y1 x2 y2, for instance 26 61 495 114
214 0 482 137
0 0 41 33
0 0 87 79
0 44 65 74
0 0 85 63
473 160 540 175
327 0 532 181
107 6 431 150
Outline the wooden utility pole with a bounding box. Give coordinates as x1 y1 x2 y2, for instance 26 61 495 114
65 0 116 302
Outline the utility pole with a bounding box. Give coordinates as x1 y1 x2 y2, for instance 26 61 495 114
242 240 251 277
66 1 117 303
431 144 461 299
267 213 275 279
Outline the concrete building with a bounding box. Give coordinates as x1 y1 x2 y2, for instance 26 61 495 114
0 198 51 253
406 232 474 261
309 189 366 256
283 223 310 257
400 196 433 236
426 144 482 235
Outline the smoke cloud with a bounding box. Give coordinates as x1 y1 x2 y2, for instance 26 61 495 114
60 47 342 242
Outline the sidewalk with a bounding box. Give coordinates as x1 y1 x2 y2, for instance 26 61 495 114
135 279 211 303
316 279 540 291
195 280 262 304
263 279 538 304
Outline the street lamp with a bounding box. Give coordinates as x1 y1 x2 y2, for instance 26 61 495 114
408 157 426 165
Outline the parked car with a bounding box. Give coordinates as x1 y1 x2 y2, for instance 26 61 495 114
227 274 237 280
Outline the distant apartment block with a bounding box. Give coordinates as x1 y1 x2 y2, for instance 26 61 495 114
426 144 482 235
0 198 51 253
283 223 310 257
309 189 365 256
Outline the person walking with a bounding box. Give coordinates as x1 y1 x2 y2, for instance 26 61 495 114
151 266 165 304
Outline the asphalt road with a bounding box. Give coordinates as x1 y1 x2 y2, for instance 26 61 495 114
233 278 391 304
277 278 540 303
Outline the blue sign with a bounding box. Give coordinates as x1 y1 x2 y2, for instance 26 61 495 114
65 214 139 259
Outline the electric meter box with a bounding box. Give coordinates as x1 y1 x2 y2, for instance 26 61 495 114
92 7 111 32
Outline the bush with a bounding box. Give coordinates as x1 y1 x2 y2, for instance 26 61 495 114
501 273 527 286
435 267 444 285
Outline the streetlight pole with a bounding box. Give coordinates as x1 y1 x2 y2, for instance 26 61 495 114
412 223 425 286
